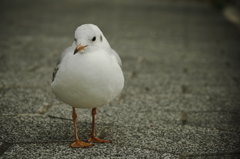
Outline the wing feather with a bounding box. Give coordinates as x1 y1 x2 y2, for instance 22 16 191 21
111 49 122 67
52 46 74 82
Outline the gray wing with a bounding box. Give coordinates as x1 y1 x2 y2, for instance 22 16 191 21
52 46 73 82
111 49 122 67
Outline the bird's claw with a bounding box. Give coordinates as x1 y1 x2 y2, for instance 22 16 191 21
71 140 94 148
88 136 112 143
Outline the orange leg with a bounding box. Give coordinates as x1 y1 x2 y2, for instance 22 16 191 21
71 107 94 148
88 108 111 143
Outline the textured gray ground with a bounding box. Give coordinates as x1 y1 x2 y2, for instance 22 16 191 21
1 0 240 158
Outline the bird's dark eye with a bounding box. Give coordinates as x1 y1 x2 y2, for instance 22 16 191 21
92 36 96 42
74 38 77 41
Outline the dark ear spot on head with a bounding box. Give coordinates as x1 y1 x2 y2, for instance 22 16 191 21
92 36 96 42
100 35 103 42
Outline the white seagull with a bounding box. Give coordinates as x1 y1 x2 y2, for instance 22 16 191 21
51 24 124 148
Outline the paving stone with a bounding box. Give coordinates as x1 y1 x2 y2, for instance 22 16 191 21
1 115 239 156
2 142 179 159
0 86 54 115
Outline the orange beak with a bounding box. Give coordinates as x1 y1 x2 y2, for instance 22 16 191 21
74 44 88 54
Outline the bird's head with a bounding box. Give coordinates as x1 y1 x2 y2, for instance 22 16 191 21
73 24 110 54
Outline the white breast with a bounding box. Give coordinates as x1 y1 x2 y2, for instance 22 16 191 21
51 50 124 109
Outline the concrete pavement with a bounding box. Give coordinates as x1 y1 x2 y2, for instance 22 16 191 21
1 0 240 158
